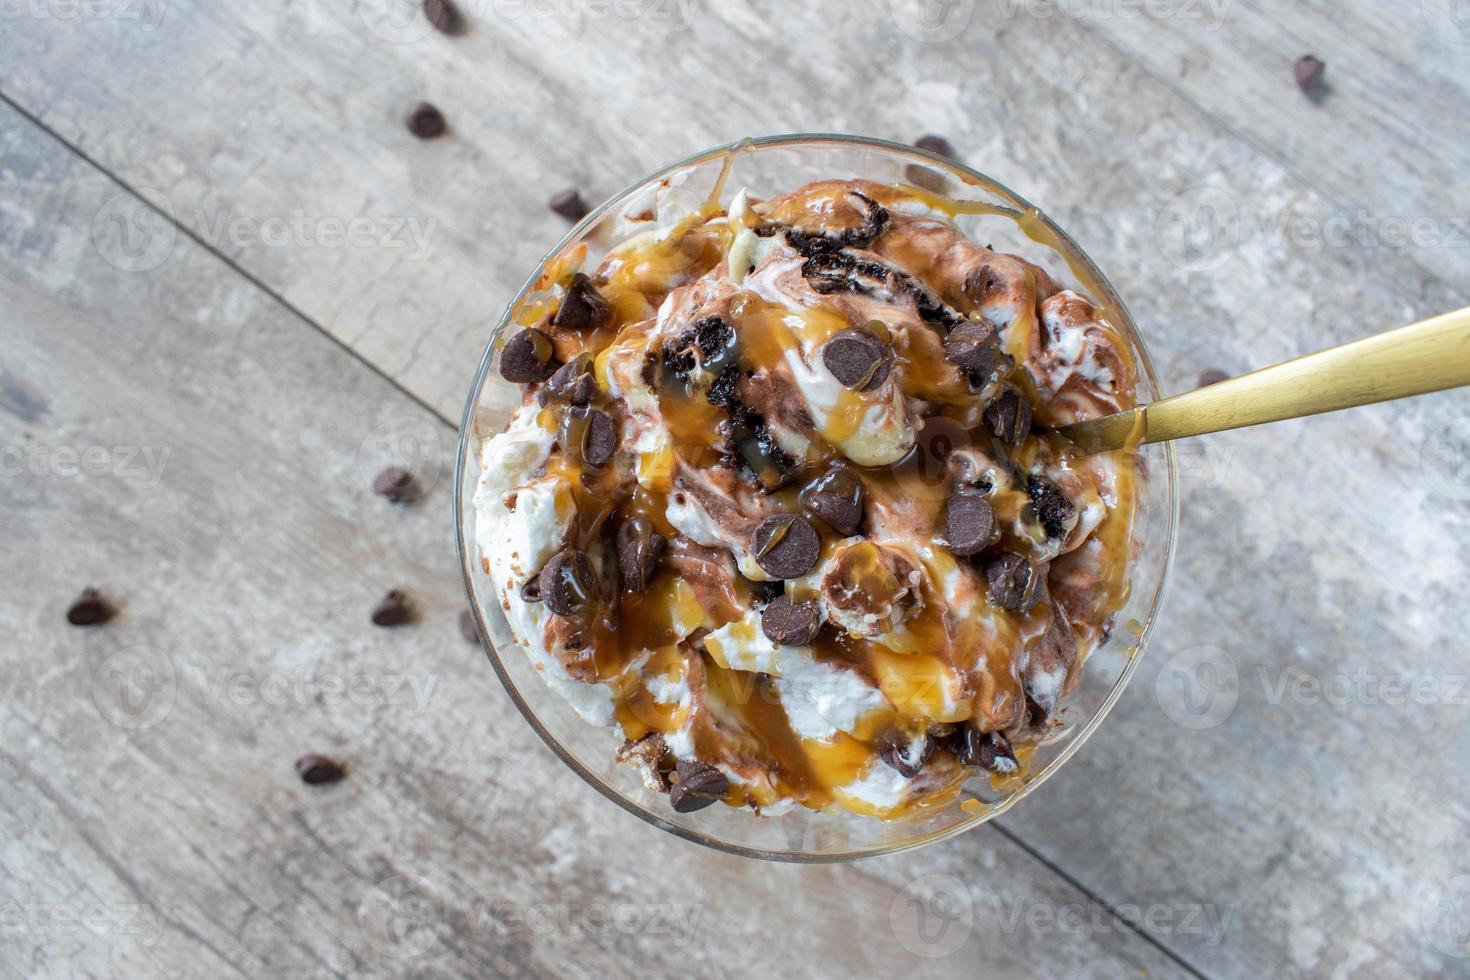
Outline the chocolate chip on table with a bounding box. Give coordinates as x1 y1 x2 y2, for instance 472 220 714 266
914 134 956 158
549 188 590 222
541 352 596 406
945 320 1005 392
539 549 596 617
761 595 822 646
371 590 414 627
372 467 416 502
668 759 729 813
423 0 460 33
498 328 559 384
799 465 865 537
821 329 892 391
1027 474 1075 540
1196 368 1229 388
984 385 1032 445
66 588 113 626
941 488 999 557
551 273 613 331
1294 54 1326 94
458 609 480 644
617 517 666 594
952 728 1019 774
295 754 346 785
985 553 1043 612
751 514 822 580
877 729 932 778
406 102 447 140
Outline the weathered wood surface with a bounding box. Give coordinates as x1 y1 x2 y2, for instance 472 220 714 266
2 0 1470 977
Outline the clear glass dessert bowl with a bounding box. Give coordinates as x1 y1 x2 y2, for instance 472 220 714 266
454 134 1177 861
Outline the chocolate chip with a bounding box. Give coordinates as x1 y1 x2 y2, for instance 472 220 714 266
372 467 415 502
499 328 558 384
668 759 729 813
985 554 1043 612
459 609 479 644
540 352 596 406
540 549 596 617
799 466 865 536
583 409 617 467
549 188 590 222
519 575 543 602
65 588 113 626
914 134 956 158
552 273 612 331
406 102 447 140
942 489 999 557
751 515 821 580
423 0 460 33
965 263 1005 306
821 329 891 391
1196 368 1229 388
1027 475 1075 540
371 590 413 627
984 385 1032 444
952 728 1019 773
295 754 346 785
761 595 822 646
1294 55 1326 94
945 320 1005 392
617 517 666 594
878 730 933 778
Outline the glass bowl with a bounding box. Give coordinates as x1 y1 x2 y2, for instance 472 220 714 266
454 134 1178 862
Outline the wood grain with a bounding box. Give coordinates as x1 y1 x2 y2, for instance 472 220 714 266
0 105 1189 980
2 1 1470 977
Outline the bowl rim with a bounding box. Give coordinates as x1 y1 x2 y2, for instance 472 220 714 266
454 132 1180 862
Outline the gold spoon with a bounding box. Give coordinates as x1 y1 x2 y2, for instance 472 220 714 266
1056 307 1470 453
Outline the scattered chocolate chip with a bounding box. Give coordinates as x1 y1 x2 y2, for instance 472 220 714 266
423 0 460 33
541 353 596 406
751 515 821 580
878 729 933 777
1027 475 1075 540
984 385 1032 445
519 575 543 603
951 728 1019 773
822 329 892 391
498 328 559 384
914 134 956 158
372 467 415 502
549 188 590 222
458 609 479 644
406 102 447 140
985 554 1043 612
539 549 596 617
668 759 729 813
799 466 865 537
371 590 413 627
945 320 1005 392
1294 55 1326 94
561 406 617 468
617 517 666 594
1196 368 1229 388
942 489 999 557
295 754 346 785
761 595 822 646
551 273 612 331
65 588 113 626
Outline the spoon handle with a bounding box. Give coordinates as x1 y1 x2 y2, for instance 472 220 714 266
1059 306 1470 452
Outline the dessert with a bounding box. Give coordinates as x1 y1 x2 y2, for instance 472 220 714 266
473 178 1141 819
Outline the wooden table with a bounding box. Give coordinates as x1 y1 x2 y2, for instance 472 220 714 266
3 2 1468 976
